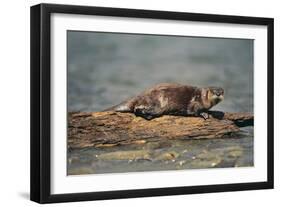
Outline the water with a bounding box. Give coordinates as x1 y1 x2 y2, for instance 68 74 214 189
67 31 254 175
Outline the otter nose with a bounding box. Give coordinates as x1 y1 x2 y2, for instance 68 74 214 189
215 92 221 96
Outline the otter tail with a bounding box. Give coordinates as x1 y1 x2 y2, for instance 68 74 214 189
102 100 132 112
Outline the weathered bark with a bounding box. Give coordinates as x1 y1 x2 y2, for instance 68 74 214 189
68 111 253 149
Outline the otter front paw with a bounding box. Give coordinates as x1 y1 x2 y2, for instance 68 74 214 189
200 112 209 120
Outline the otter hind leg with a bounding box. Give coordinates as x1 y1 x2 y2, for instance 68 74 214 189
133 105 161 120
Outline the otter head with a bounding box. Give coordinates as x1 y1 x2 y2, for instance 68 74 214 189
207 87 224 106
201 87 224 109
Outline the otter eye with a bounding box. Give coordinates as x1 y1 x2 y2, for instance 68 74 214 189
214 91 221 96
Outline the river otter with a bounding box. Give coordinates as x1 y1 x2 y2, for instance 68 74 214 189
104 83 224 120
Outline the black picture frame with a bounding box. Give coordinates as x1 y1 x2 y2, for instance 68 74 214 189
30 3 274 204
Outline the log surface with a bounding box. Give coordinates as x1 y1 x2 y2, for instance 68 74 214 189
68 111 253 149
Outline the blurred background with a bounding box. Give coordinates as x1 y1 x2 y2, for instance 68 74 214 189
67 31 253 113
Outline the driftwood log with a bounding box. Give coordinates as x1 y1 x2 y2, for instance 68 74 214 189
68 111 253 149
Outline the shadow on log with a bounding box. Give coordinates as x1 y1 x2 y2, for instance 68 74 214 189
68 111 253 149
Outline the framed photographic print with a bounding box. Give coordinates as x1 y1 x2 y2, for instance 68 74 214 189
30 3 274 203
